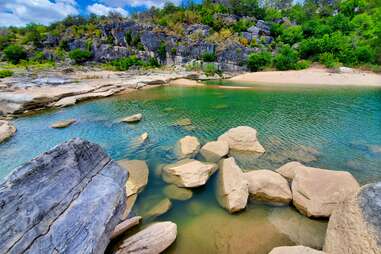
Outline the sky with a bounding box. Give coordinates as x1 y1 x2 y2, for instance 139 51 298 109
0 0 202 27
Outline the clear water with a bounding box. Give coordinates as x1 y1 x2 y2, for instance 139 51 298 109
1 84 381 253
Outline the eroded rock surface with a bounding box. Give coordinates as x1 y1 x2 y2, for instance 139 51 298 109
174 135 200 159
0 120 16 143
114 221 177 254
218 126 265 153
217 157 248 213
200 140 229 163
324 182 381 254
0 138 128 254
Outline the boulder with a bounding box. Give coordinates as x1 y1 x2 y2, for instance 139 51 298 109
0 120 16 143
111 216 142 240
117 160 149 196
218 126 265 153
292 166 360 218
245 170 292 204
269 246 327 254
174 136 201 159
121 113 143 123
50 118 76 129
114 221 177 254
0 138 128 254
324 182 381 254
217 158 248 213
163 184 193 201
200 140 229 163
162 159 218 188
275 161 304 181
123 194 137 220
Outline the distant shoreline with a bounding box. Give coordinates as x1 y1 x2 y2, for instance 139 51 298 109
229 67 381 87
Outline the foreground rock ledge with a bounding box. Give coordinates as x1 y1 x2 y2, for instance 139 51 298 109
114 221 177 254
0 138 128 254
324 182 381 254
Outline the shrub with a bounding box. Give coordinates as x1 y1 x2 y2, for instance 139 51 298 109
295 60 311 70
247 51 272 72
201 52 216 62
3 45 27 64
319 52 340 68
0 70 13 78
354 45 375 64
274 45 299 70
110 55 142 71
69 49 92 64
31 51 46 63
158 41 167 59
280 25 304 45
203 63 218 76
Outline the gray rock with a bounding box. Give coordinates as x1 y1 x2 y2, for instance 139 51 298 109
185 24 211 37
0 138 128 254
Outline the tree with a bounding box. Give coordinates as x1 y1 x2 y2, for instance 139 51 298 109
3 45 27 64
68 49 92 64
274 45 299 70
247 51 272 71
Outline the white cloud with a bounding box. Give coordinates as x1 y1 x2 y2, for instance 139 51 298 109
100 0 182 8
0 0 79 27
87 3 128 17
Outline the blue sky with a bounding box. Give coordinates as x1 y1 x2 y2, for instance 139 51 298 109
0 0 203 27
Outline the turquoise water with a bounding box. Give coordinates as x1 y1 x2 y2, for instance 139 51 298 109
1 84 381 253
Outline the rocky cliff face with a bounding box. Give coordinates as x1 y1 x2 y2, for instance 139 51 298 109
0 138 128 254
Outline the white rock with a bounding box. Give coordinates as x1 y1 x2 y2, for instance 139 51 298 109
275 161 304 181
0 120 16 143
200 140 229 163
269 246 327 254
218 126 265 153
174 136 200 159
121 113 143 123
216 158 248 213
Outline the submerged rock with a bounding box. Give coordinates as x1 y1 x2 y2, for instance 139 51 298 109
0 138 128 254
324 182 381 254
50 118 76 128
218 126 265 153
269 246 326 254
162 159 218 188
217 158 248 213
245 170 292 205
121 113 143 123
114 221 177 254
117 160 149 196
123 194 138 220
163 184 193 201
140 132 149 142
200 140 229 163
0 120 16 143
174 118 192 126
143 198 172 218
292 165 360 218
174 135 201 159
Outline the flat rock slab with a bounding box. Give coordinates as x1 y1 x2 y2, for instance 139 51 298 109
114 221 177 254
50 118 76 128
218 126 265 153
0 138 128 254
217 158 248 213
117 160 149 196
292 166 360 218
174 135 200 159
200 140 229 163
143 198 172 218
0 120 16 143
162 159 218 188
269 246 327 254
121 113 143 123
111 216 142 240
324 182 381 254
245 169 292 205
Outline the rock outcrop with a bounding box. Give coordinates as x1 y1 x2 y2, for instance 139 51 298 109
174 135 201 159
162 159 217 188
292 166 360 217
50 118 76 128
117 160 149 196
0 138 128 254
121 113 143 123
324 182 381 254
218 126 265 153
245 170 292 204
114 222 177 254
217 158 248 213
200 140 229 163
0 120 16 143
269 246 327 254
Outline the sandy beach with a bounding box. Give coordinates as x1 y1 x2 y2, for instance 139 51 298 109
229 67 381 87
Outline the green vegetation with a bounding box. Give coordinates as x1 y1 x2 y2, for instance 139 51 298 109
247 51 272 71
69 49 92 64
201 52 217 62
203 63 219 76
109 56 160 71
0 70 13 78
3 45 27 64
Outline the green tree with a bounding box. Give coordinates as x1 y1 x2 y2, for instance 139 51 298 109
69 49 92 64
247 51 272 71
3 45 27 64
274 45 299 70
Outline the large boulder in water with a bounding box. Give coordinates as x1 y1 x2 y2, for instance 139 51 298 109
174 135 201 159
0 138 128 254
0 120 16 143
291 165 360 218
218 126 265 153
324 182 381 254
269 246 327 254
217 158 248 213
245 169 292 205
200 140 229 163
162 159 217 188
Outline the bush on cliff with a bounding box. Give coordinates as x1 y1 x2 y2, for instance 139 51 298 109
247 51 272 71
3 45 27 64
69 49 92 64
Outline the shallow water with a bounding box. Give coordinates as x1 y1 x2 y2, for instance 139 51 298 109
1 83 381 253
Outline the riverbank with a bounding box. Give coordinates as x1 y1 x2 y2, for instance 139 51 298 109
230 67 381 87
